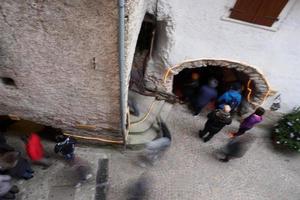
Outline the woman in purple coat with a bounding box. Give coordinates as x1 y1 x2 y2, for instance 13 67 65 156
232 107 265 137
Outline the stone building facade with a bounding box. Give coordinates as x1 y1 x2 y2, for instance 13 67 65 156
1 0 299 141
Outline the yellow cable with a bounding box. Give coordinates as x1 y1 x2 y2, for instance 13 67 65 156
63 132 124 144
130 100 156 125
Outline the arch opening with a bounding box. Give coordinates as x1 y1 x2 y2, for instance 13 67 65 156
165 59 270 110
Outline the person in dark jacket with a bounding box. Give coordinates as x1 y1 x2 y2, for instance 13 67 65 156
191 78 218 115
217 82 242 112
199 105 232 142
54 135 76 160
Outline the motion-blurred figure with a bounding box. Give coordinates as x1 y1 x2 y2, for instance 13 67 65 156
23 133 52 168
68 156 93 188
0 175 19 200
127 175 150 200
217 136 255 162
140 117 171 166
191 78 218 115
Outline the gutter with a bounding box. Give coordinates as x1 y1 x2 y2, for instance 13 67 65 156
118 0 127 146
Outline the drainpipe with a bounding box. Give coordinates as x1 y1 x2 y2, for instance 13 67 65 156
118 0 127 146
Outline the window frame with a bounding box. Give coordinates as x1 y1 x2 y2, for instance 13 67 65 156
221 0 297 31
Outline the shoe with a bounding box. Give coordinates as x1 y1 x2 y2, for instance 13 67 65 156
202 137 209 143
9 185 19 194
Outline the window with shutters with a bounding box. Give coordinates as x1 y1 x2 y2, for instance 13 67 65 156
229 0 288 27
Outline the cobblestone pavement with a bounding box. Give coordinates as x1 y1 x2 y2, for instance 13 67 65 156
107 104 300 200
4 104 300 200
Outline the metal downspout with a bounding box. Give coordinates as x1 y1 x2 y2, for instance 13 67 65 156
118 0 127 146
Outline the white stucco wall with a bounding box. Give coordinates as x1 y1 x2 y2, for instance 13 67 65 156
151 0 300 112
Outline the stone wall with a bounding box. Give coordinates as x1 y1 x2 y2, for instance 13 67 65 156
142 0 300 112
0 0 121 137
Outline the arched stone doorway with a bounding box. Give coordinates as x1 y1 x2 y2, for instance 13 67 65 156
163 59 270 107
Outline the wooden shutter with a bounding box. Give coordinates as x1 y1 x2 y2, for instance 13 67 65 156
229 0 262 23
253 0 288 26
230 0 289 27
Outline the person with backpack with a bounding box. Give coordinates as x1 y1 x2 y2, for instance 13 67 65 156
217 82 242 112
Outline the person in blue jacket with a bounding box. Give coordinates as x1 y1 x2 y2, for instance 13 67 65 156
217 82 242 112
191 78 218 115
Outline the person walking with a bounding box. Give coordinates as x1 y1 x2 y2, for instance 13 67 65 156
24 133 52 169
230 107 265 137
217 135 255 162
199 105 232 142
191 78 218 115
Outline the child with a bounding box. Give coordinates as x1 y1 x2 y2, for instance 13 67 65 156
231 107 265 137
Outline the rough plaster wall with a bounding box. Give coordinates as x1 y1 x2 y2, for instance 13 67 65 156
124 0 148 103
144 0 176 92
145 0 300 112
0 0 121 137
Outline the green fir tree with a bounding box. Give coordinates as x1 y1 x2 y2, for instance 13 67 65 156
273 107 300 152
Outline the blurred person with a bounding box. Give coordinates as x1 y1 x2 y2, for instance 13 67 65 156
68 156 92 188
191 78 218 115
230 107 265 137
140 118 171 166
199 105 232 142
217 135 255 162
182 72 200 102
0 175 19 200
23 133 51 169
127 175 150 200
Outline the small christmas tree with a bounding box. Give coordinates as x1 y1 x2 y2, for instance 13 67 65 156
273 107 300 152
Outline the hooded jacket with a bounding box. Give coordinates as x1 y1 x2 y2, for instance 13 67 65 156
26 133 44 161
206 109 232 132
218 90 242 110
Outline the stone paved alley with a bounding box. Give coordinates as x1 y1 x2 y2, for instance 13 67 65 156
5 104 300 200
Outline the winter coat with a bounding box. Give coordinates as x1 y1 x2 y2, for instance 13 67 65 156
193 85 218 108
54 137 76 156
8 156 32 179
205 109 232 133
240 114 263 129
0 175 12 196
26 133 44 161
217 90 242 110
